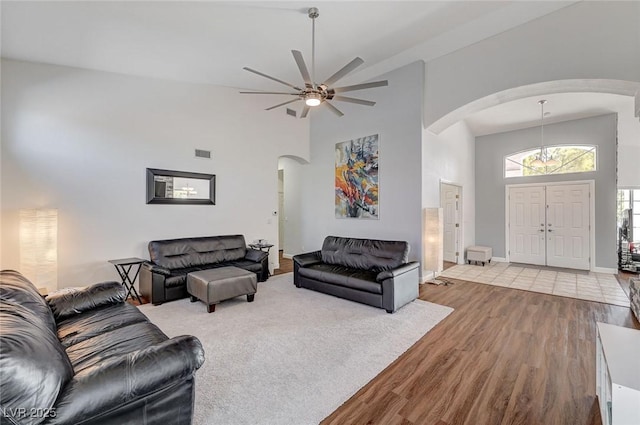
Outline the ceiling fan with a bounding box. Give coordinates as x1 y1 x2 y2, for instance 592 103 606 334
240 7 388 118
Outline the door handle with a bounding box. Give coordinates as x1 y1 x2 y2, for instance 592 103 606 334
548 229 553 232
539 229 545 232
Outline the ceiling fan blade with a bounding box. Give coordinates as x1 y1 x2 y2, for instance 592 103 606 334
300 105 310 118
322 57 364 87
265 98 301 111
323 101 344 117
243 67 303 91
332 80 388 94
292 50 312 87
332 95 376 106
239 91 299 95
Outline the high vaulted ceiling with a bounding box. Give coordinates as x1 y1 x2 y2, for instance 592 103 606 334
3 1 636 135
1 1 575 90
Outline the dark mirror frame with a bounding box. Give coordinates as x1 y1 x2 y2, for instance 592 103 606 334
146 168 216 205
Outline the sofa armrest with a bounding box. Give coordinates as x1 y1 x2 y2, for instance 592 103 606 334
142 261 171 276
293 251 322 288
379 262 420 313
245 248 268 263
47 281 126 321
293 250 322 267
50 335 205 425
376 261 420 282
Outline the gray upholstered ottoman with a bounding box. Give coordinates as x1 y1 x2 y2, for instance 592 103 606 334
187 267 257 313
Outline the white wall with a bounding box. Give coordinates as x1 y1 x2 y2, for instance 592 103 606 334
422 121 476 269
1 59 309 288
425 1 640 127
618 107 640 187
295 61 424 268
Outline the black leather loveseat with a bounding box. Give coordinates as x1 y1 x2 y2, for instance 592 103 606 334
293 236 419 313
0 270 204 425
140 234 269 305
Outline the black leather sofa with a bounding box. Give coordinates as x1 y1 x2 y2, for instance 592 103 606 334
140 234 269 305
0 270 204 425
293 236 419 313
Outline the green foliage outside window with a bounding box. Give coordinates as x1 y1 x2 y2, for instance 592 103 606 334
520 146 596 176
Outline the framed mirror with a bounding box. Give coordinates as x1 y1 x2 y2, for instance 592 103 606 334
146 168 216 205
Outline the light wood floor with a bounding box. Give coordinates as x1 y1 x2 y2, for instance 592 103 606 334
322 277 640 425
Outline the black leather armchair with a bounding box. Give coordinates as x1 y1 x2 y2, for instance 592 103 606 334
140 234 269 305
0 270 205 425
293 236 419 313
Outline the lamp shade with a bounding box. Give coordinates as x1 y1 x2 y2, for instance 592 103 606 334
545 157 560 167
19 209 58 291
531 157 545 167
423 208 444 277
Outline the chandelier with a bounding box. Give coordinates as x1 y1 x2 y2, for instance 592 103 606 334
531 99 560 168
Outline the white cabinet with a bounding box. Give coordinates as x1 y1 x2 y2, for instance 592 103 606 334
596 322 640 425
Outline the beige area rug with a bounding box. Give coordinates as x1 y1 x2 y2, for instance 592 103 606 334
440 262 630 307
139 273 453 425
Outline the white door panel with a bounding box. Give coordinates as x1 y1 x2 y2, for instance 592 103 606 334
441 184 460 263
509 186 546 265
546 184 590 269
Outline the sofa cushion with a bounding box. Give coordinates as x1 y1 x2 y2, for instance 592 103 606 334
0 269 57 333
0 302 74 425
148 235 247 270
65 321 168 374
165 266 203 288
298 263 382 294
47 281 126 321
230 260 263 274
321 236 409 272
57 302 149 347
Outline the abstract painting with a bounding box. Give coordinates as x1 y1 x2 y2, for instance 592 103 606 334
335 134 379 219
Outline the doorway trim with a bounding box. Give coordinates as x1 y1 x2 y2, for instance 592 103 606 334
440 180 463 265
505 179 596 271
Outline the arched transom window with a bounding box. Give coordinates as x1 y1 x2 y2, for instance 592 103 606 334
505 145 597 178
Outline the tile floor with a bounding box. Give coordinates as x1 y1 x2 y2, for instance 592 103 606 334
439 262 630 307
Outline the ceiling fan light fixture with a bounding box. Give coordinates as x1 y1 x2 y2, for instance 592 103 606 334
240 7 387 118
305 93 322 107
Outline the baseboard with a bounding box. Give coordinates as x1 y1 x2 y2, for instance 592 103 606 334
421 270 444 284
282 253 294 259
491 257 507 263
591 266 617 274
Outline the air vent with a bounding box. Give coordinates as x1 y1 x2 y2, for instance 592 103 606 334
195 149 211 159
286 108 297 117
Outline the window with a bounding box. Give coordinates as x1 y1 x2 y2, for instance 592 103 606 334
505 145 597 178
618 189 640 243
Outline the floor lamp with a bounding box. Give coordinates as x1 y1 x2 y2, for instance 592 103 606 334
19 208 58 292
423 207 448 285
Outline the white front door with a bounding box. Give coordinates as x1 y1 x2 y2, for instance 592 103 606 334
508 183 591 270
546 184 590 269
509 186 546 265
441 183 461 263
